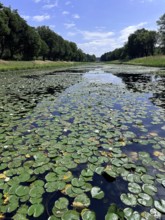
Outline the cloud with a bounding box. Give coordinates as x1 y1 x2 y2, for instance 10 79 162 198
21 15 30 20
49 25 56 30
78 38 118 57
67 32 77 36
119 22 147 43
73 14 80 19
80 31 115 40
64 23 76 29
62 11 70 15
43 4 57 9
75 22 148 56
32 15 50 22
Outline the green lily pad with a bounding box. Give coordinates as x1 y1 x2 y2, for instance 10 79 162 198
128 183 141 194
154 199 165 213
7 201 19 213
137 193 153 207
105 213 119 220
73 193 90 208
91 187 104 199
142 184 157 196
29 186 44 198
81 169 93 177
120 193 137 206
55 197 69 210
124 208 141 220
81 209 96 220
150 208 162 219
15 186 29 197
141 174 154 184
71 178 85 187
62 210 80 220
28 203 44 217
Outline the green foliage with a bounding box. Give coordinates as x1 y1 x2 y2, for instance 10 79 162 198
157 13 165 54
101 28 157 61
0 3 96 62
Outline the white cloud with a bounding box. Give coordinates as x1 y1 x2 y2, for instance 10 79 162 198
119 22 147 43
80 31 115 40
21 15 30 20
64 23 76 29
49 25 56 30
75 22 148 56
73 14 80 19
43 4 57 9
62 11 70 15
67 32 77 36
32 15 50 22
78 38 118 57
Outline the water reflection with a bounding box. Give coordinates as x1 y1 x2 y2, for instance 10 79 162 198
83 69 122 84
114 72 165 110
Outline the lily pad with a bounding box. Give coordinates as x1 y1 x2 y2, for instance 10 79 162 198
137 193 153 207
81 209 96 220
120 193 137 206
73 193 90 208
55 197 69 210
128 183 141 194
28 203 44 217
62 210 80 220
91 187 104 199
154 199 165 213
142 184 157 196
15 186 29 197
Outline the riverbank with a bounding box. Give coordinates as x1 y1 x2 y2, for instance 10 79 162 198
105 55 165 68
0 60 85 72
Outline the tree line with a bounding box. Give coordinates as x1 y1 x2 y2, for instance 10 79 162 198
0 3 96 61
100 14 165 61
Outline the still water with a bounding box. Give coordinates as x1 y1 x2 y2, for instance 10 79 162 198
0 65 165 220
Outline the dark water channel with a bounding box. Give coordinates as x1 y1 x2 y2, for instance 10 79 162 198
0 65 165 220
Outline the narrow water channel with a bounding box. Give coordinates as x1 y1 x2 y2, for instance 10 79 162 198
0 65 165 220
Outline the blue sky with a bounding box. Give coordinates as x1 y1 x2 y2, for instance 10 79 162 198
2 0 165 57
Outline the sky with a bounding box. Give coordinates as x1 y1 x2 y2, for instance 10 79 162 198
1 0 165 57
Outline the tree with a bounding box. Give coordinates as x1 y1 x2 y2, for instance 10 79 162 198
4 7 28 59
157 13 165 54
39 39 49 61
0 5 10 58
22 27 41 60
127 29 157 59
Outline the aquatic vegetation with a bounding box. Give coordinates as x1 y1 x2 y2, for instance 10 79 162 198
0 66 165 219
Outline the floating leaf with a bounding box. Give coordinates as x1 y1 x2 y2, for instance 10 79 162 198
62 210 80 220
142 184 157 196
120 193 137 206
15 186 29 197
154 199 165 213
28 204 44 217
73 194 90 208
137 193 153 207
81 209 96 220
55 197 69 210
128 183 141 194
105 213 119 220
91 187 104 199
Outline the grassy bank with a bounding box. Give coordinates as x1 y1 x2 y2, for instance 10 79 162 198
126 56 165 67
105 56 165 68
0 60 85 72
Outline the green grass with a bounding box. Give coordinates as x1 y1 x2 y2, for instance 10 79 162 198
125 56 165 67
0 60 86 72
102 56 165 68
